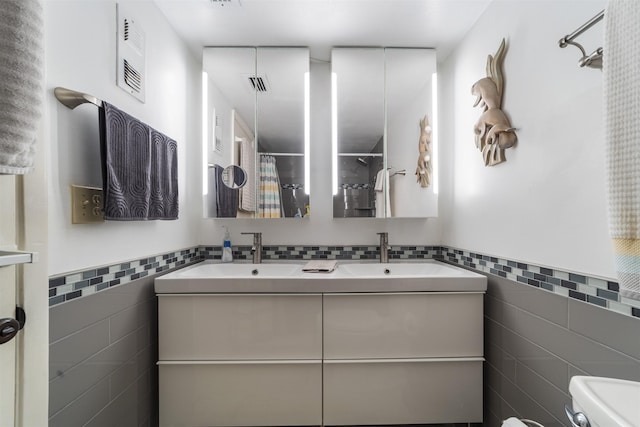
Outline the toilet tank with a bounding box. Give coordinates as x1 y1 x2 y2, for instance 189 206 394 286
569 376 640 427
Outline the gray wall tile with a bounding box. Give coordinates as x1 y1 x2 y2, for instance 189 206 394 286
512 308 640 382
48 378 110 427
109 355 138 400
110 304 142 344
486 340 516 383
568 298 640 360
514 362 570 423
485 364 562 426
50 331 138 415
502 328 569 393
49 319 109 380
487 273 568 327
485 316 504 348
49 275 159 426
50 276 154 342
85 380 140 427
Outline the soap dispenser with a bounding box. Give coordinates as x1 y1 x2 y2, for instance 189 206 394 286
221 226 233 263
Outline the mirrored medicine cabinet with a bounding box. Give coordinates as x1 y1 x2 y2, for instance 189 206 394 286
202 47 310 219
332 47 438 218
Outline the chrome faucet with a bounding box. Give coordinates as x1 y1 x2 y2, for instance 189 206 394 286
377 232 389 263
241 232 262 264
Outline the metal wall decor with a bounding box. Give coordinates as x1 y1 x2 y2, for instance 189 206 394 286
471 38 517 166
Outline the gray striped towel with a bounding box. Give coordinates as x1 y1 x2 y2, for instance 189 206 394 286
100 102 178 220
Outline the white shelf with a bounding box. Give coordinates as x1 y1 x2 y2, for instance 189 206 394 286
0 251 35 268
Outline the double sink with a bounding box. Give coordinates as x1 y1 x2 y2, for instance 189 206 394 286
154 260 488 294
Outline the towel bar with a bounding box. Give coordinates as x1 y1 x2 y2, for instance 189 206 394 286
54 87 103 109
558 9 604 69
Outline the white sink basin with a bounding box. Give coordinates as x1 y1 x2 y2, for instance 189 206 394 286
339 262 472 278
171 262 303 278
570 376 640 427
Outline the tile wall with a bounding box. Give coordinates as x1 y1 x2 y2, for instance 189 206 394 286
48 244 640 427
49 245 640 319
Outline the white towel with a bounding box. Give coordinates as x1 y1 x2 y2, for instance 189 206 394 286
0 0 44 174
375 168 391 218
604 0 640 299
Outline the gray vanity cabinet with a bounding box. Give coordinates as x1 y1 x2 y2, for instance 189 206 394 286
157 294 323 427
157 290 484 426
322 292 484 425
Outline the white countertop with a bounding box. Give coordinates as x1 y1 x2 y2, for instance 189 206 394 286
154 260 487 294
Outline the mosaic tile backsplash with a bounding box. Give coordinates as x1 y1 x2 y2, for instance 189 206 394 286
48 245 640 318
48 248 200 306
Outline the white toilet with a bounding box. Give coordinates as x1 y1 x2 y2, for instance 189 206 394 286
568 376 640 427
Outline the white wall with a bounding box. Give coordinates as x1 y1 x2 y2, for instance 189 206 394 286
44 0 613 278
200 61 443 248
45 0 202 275
438 0 614 278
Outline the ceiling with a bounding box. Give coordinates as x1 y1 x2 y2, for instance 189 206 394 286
154 0 492 61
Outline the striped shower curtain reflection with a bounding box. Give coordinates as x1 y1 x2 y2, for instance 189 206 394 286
259 155 283 218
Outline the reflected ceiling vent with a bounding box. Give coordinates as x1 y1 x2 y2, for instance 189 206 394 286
243 74 269 93
209 0 242 8
249 76 267 92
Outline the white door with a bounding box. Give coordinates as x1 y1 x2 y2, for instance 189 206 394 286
0 146 49 426
0 175 18 426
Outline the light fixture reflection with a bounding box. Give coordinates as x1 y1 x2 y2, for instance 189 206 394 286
431 72 438 195
304 71 310 195
202 71 208 196
331 72 338 196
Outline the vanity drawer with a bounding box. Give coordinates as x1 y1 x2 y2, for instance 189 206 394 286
323 358 483 425
323 292 483 359
159 361 322 427
158 294 322 360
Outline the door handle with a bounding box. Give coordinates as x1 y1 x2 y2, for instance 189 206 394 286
0 307 26 345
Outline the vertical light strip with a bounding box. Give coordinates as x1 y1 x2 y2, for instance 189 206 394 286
202 71 209 196
304 72 310 195
331 72 338 196
431 72 439 195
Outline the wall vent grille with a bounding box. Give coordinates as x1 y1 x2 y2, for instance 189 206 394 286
123 59 142 93
117 4 145 102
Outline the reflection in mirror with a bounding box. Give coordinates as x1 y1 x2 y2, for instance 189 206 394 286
222 165 247 189
332 48 385 218
202 47 310 219
332 47 438 218
386 48 438 218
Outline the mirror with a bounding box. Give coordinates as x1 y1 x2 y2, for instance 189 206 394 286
332 47 438 218
222 165 247 189
203 47 310 218
332 48 385 218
